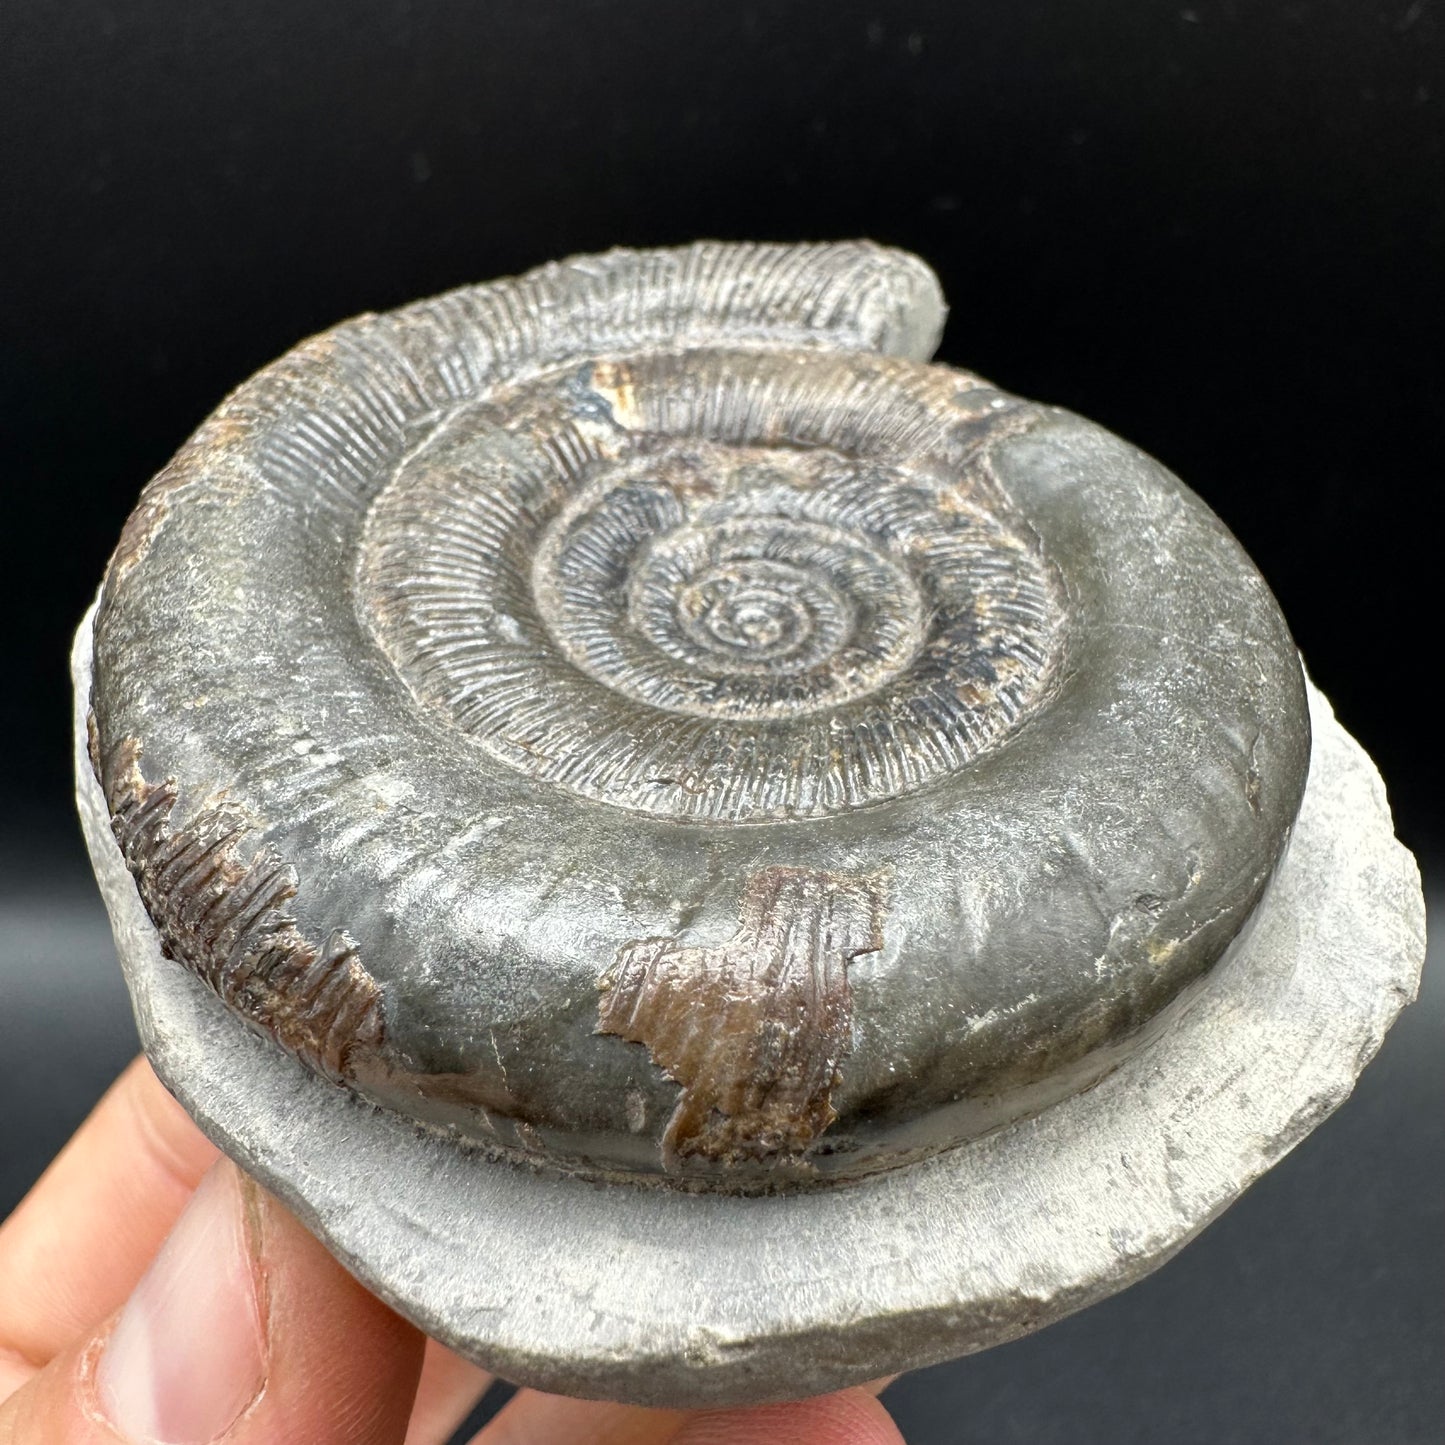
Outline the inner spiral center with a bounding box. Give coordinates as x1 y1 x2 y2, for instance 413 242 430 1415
680 563 813 653
662 556 854 676
542 451 927 720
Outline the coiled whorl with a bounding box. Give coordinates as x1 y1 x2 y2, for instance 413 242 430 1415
90 242 1310 1189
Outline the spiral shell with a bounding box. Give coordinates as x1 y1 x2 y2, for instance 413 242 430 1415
89 241 1311 1188
358 348 1059 821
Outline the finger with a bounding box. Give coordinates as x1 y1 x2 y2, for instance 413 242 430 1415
478 1391 688 1445
475 1378 896 1445
404 1340 493 1445
0 1058 218 1397
0 1159 425 1445
664 1389 905 1444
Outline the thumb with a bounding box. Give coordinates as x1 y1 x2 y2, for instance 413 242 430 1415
0 1159 425 1445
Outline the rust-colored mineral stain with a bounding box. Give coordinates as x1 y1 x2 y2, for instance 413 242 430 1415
598 866 889 1171
587 359 639 425
91 727 384 1082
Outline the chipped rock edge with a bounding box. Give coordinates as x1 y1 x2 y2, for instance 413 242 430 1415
71 604 1425 1409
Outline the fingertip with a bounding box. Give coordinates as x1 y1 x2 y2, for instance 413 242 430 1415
236 1173 426 1444
0 1161 427 1445
0 1332 121 1445
94 1162 264 1444
667 1387 906 1445
117 1059 220 1192
404 1340 492 1445
0 1057 219 1384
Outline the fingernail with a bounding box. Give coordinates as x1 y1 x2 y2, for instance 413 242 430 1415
95 1161 266 1443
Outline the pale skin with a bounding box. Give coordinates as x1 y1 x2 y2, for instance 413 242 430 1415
0 1059 905 1445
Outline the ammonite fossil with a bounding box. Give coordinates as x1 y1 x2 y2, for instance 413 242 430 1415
74 241 1424 1405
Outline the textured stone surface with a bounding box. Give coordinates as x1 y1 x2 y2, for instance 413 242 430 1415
85 242 1312 1187
75 614 1424 1406
73 241 1422 1405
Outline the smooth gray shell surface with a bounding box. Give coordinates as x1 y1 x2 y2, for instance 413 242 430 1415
87 240 1314 1187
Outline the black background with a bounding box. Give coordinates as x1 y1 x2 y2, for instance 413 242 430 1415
1 4 1441 1442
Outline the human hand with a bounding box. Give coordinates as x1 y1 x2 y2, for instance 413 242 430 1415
0 1058 905 1444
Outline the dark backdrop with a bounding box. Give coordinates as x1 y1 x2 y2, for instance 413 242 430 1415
1 4 1440 1442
